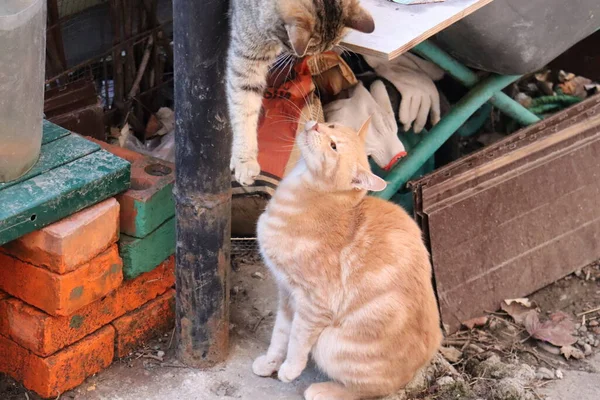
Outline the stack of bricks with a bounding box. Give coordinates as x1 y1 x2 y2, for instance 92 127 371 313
86 138 176 280
0 193 176 397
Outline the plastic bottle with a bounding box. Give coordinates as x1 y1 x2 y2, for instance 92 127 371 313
0 0 47 183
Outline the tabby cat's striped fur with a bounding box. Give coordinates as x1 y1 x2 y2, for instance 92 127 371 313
254 120 442 399
227 0 374 186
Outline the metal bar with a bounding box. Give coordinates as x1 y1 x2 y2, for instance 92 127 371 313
375 74 522 200
173 0 232 367
413 41 540 126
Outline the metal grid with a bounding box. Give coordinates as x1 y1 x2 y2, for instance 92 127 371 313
45 0 174 133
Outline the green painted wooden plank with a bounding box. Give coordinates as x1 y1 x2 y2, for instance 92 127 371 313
119 217 176 280
0 135 100 191
42 120 70 145
0 150 131 246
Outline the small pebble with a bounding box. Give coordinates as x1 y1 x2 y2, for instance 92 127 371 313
436 376 455 387
580 325 588 333
594 340 600 347
583 343 593 356
535 367 554 380
251 272 265 280
556 369 564 379
589 320 599 327
157 350 165 358
577 339 586 347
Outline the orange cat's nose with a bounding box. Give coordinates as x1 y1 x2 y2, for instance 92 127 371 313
305 121 319 132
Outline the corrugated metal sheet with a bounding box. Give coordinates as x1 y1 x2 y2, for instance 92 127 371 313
410 95 600 332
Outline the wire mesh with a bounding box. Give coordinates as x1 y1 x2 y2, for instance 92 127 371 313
231 238 262 271
45 0 174 130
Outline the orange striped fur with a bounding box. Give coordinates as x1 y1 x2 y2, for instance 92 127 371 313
255 120 442 399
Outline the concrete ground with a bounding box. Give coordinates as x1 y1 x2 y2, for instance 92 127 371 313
61 256 600 400
540 353 600 400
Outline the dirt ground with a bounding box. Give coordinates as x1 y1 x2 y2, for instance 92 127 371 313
1 242 599 400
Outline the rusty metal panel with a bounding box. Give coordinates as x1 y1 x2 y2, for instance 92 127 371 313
410 95 600 332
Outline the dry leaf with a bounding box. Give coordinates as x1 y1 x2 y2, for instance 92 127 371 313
462 316 488 330
525 311 577 347
560 345 585 360
558 76 593 99
501 298 536 324
439 346 462 363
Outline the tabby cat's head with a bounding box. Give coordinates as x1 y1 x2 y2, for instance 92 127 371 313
276 0 374 57
297 120 387 193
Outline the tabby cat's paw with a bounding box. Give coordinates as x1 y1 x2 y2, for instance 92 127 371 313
231 156 260 186
277 360 304 383
252 354 281 377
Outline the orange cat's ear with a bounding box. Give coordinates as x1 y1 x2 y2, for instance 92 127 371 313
352 165 387 192
357 116 371 142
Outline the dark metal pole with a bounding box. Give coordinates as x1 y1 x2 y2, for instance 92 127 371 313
173 0 231 366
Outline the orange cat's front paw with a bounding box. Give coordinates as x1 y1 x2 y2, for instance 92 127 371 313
252 354 282 377
277 360 304 383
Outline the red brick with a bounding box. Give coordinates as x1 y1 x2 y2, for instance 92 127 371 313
85 137 146 163
0 326 114 399
2 198 120 274
0 245 123 316
112 289 175 358
0 256 174 357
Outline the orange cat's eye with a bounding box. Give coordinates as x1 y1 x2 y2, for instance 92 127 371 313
330 141 337 151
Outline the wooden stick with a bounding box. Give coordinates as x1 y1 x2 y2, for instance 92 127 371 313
128 36 154 99
577 306 600 317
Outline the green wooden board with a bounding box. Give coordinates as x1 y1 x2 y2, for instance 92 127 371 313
0 146 131 246
0 135 100 191
119 217 176 280
42 120 70 145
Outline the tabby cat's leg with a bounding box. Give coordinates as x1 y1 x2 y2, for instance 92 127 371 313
252 289 293 376
226 40 275 186
278 302 330 383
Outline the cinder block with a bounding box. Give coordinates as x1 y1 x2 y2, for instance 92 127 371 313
86 137 175 238
2 198 120 274
0 325 114 399
0 256 174 357
0 245 123 316
119 217 175 280
112 289 175 358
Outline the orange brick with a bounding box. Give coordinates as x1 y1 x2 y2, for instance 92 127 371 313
86 137 146 163
0 245 123 316
113 289 175 358
0 256 174 357
0 326 114 398
2 198 120 274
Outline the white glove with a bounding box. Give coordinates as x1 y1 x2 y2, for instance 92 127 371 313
364 52 444 133
324 81 406 170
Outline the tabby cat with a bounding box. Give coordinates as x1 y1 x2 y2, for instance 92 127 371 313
254 119 442 399
227 0 374 186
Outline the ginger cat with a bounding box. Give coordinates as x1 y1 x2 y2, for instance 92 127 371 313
254 119 442 399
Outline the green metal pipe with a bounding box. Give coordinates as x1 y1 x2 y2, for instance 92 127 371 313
375 74 523 200
413 41 541 126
